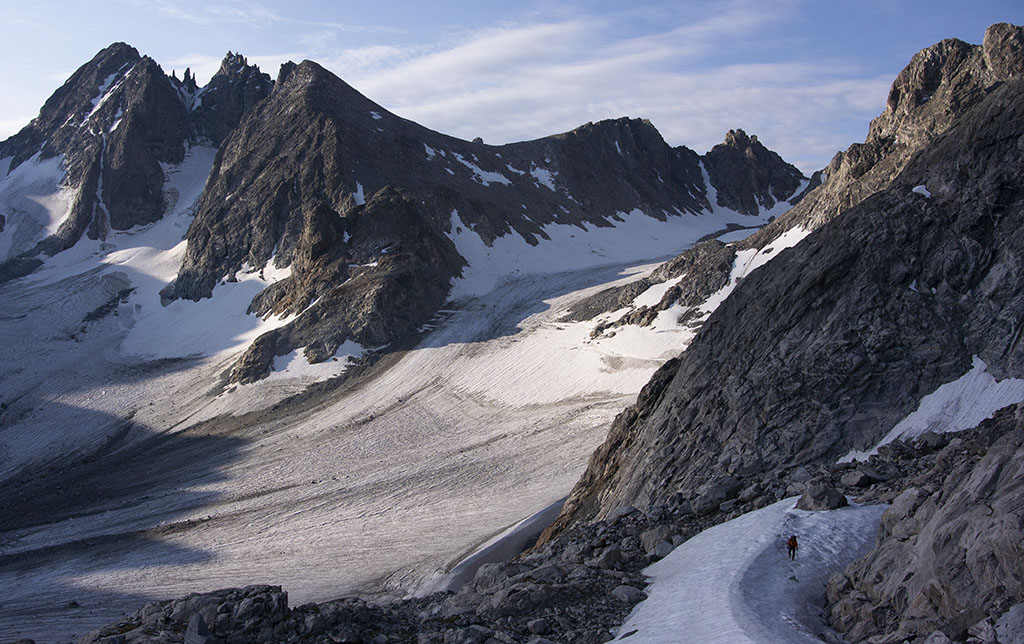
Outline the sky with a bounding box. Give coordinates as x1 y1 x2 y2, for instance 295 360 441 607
1 1 1023 172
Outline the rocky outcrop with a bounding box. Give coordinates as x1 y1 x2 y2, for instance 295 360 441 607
827 404 1024 643
229 188 465 383
189 52 274 146
703 128 805 215
543 22 1024 538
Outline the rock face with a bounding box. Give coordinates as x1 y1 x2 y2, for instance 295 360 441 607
827 404 1024 643
541 23 1024 541
0 44 272 274
702 128 805 215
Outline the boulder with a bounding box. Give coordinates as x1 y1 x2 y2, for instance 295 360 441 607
795 484 848 511
610 585 647 604
639 526 673 554
527 618 551 635
185 613 218 644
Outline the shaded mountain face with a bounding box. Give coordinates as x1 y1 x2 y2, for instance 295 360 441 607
544 22 1024 540
0 44 272 276
702 128 805 215
159 58 805 382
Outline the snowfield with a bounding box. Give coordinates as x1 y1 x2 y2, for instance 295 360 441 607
616 499 887 644
0 177 774 640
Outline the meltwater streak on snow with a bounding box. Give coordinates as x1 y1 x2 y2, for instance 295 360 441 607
616 499 886 644
842 355 1024 462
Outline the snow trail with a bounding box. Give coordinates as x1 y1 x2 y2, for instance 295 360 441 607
616 498 885 643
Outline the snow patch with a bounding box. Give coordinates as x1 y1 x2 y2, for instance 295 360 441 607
109 107 124 133
452 152 511 186
841 356 1024 462
370 110 382 120
700 161 718 214
530 165 557 191
424 144 436 160
616 498 885 643
505 163 526 176
354 182 365 206
912 184 931 198
697 226 811 317
632 275 686 308
267 340 365 382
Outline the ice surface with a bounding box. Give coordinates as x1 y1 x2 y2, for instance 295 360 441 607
841 355 1024 462
715 227 760 243
616 498 886 643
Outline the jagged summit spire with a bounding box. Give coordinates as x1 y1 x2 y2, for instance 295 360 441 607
219 51 252 76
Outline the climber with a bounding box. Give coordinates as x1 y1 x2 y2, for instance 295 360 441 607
787 535 799 560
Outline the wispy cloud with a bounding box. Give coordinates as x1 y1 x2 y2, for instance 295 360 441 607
315 3 889 172
119 0 892 171
125 0 399 32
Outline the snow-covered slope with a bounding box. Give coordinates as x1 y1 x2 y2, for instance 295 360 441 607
616 499 886 643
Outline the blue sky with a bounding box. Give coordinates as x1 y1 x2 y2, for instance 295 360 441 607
1 1 1023 171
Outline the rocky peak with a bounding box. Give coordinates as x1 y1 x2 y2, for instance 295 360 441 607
192 51 274 145
722 128 756 148
983 22 1024 79
171 67 199 94
701 128 805 215
218 51 250 76
0 42 141 169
